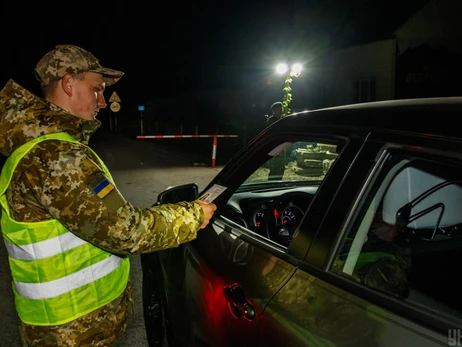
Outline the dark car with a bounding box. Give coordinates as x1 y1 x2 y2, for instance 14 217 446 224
141 97 462 347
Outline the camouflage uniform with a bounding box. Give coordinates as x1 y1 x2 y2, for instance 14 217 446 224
332 234 411 299
0 79 205 346
352 235 411 298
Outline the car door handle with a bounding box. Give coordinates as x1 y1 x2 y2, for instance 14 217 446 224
223 284 255 320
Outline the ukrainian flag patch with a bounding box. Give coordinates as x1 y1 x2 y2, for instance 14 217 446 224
93 178 115 199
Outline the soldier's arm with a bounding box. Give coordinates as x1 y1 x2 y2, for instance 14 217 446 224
33 142 205 255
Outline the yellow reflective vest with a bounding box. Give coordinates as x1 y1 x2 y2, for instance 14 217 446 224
0 132 130 326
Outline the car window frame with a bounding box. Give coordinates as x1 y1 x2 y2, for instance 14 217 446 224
303 129 462 334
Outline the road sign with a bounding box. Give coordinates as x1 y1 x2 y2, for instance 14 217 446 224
110 102 121 113
109 91 121 103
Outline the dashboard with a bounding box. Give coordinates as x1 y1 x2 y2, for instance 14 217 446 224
220 184 318 243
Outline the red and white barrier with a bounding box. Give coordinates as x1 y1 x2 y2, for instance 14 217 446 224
136 135 238 167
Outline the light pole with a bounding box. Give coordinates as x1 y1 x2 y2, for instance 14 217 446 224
276 63 303 117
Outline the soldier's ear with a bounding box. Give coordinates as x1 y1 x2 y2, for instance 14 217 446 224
61 74 73 97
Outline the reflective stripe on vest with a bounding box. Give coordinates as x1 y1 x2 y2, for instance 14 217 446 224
0 132 130 326
4 231 87 260
15 255 123 300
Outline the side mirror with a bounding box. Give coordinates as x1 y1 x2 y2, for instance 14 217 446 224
155 183 199 205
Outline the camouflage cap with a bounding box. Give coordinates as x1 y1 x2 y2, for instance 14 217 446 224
35 44 124 86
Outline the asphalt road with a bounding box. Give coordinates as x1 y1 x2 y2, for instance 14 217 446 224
0 129 223 347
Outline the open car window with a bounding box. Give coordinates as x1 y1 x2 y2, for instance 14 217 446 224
221 140 342 247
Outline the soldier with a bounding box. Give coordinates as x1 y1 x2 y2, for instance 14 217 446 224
265 101 283 126
0 44 216 346
264 102 286 179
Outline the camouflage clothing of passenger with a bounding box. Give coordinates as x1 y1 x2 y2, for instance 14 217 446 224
0 80 205 346
332 235 411 299
355 235 411 298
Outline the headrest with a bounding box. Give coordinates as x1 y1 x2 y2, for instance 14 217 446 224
382 166 462 229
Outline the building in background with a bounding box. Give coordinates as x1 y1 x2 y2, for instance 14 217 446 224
303 0 462 108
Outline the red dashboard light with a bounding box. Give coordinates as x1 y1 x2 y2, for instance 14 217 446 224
273 209 280 218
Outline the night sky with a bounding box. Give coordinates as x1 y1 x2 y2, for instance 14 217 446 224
0 0 430 110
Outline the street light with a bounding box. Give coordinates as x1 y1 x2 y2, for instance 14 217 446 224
276 63 288 75
276 62 303 117
290 63 302 77
276 63 303 77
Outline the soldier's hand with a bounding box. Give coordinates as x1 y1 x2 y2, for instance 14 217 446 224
195 200 217 229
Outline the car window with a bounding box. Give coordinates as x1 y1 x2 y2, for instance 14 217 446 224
222 140 341 247
244 142 338 184
331 153 462 320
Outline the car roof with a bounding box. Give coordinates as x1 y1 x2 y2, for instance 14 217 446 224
277 97 462 140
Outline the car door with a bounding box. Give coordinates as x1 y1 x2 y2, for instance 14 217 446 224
156 124 367 347
259 130 462 346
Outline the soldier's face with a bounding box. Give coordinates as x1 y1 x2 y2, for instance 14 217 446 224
70 72 107 121
273 106 282 116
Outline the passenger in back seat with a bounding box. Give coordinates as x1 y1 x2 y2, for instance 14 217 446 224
354 211 412 298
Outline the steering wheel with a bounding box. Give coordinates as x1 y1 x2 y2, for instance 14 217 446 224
264 192 311 246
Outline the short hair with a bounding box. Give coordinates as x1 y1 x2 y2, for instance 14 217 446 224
40 72 86 99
